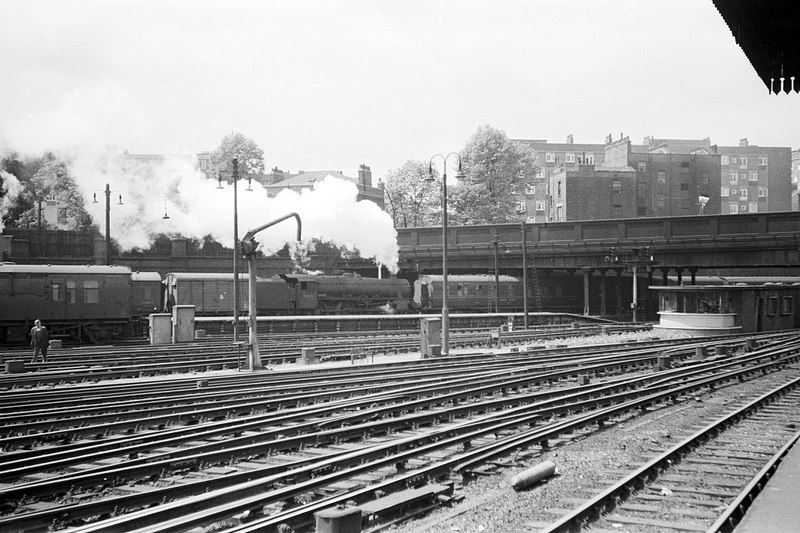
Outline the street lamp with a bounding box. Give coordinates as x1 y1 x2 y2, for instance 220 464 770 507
92 183 123 265
428 152 465 356
217 158 253 343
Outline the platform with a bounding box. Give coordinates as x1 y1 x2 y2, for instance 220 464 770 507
733 434 800 533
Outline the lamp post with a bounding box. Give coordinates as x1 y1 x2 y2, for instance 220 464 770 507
217 159 252 343
428 152 465 356
92 183 123 265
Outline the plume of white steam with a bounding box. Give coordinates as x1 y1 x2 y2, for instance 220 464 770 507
73 152 399 271
0 80 400 272
0 171 24 233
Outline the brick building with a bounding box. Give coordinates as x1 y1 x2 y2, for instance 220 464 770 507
512 135 606 222
516 134 790 222
648 137 792 215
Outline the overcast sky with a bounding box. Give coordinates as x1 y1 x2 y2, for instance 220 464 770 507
2 0 798 182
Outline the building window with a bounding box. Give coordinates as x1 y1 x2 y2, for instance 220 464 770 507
612 178 622 191
749 171 758 181
758 186 768 197
739 188 748 200
57 208 68 225
83 280 100 304
781 296 792 315
758 156 768 167
749 202 758 212
656 194 665 208
729 172 738 184
545 152 555 163
637 162 646 171
739 156 748 168
535 169 544 179
585 154 594 165
657 171 666 184
565 153 575 163
730 203 739 214
637 207 647 216
557 182 562 196
721 155 729 165
680 182 689 191
535 201 545 211
52 283 63 302
66 281 76 304
515 201 526 213
768 296 778 316
721 187 729 197
526 183 535 195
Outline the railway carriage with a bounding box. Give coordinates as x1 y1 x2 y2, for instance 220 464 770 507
131 271 162 317
414 274 524 313
0 263 139 342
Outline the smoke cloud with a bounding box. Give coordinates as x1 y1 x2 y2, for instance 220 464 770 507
0 81 399 272
0 171 24 233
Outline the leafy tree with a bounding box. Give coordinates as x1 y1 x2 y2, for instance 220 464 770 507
209 132 266 180
382 160 441 228
11 153 92 230
452 125 539 224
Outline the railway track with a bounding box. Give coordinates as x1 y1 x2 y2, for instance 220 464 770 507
0 323 651 390
0 333 798 532
540 377 800 533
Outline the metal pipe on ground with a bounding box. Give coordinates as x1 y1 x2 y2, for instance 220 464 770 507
510 460 557 491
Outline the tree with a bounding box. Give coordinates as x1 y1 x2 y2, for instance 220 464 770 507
4 153 91 231
451 125 539 224
209 132 266 180
382 160 441 228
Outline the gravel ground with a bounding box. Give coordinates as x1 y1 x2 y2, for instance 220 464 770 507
387 364 800 533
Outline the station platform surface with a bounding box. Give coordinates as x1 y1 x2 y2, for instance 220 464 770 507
733 432 800 533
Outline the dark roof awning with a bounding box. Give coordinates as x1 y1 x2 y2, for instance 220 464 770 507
713 0 800 94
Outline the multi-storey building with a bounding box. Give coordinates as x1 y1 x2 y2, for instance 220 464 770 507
517 134 791 222
649 137 791 215
548 137 720 222
512 135 606 222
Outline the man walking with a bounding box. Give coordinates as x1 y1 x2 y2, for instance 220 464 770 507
30 319 49 363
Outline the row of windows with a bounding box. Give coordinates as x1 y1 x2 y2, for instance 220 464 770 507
728 203 760 213
515 201 547 213
544 152 595 165
721 186 768 197
728 171 760 184
52 281 100 304
720 155 769 167
509 184 538 195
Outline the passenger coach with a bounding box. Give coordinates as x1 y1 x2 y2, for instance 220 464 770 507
0 263 145 342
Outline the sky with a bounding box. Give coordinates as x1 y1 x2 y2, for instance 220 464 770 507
2 0 798 184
